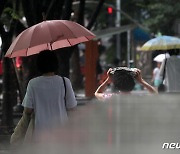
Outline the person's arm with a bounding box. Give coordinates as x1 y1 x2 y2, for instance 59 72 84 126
95 68 112 100
151 68 156 84
64 78 77 110
134 68 158 94
24 108 33 114
22 80 34 113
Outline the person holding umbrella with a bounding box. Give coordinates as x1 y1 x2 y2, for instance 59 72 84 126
7 20 96 144
140 35 180 92
159 50 180 92
21 50 77 142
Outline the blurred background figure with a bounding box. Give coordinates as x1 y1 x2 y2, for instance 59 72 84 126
151 62 162 88
160 49 180 92
95 67 157 100
0 60 2 103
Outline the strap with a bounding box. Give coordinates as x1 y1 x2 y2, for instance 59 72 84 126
162 58 167 81
62 77 67 108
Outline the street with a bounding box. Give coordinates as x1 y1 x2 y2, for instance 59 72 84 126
1 94 178 154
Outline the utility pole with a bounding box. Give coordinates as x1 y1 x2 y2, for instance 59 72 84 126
127 30 130 68
116 0 121 64
115 1 121 149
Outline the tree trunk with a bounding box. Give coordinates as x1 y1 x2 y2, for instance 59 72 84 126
86 0 105 30
77 0 85 25
70 0 85 91
62 0 73 20
0 19 18 128
1 58 15 128
0 1 23 129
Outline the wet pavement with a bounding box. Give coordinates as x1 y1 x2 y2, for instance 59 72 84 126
0 135 10 154
1 94 180 154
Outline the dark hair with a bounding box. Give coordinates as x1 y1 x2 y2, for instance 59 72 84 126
37 50 58 74
168 49 180 56
112 69 135 92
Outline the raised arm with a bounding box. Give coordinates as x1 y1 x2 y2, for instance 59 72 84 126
134 68 158 94
95 68 112 100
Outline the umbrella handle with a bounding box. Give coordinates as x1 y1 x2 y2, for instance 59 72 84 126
47 43 53 50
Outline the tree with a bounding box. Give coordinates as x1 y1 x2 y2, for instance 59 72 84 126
143 0 180 35
121 0 180 35
0 0 107 129
0 0 24 129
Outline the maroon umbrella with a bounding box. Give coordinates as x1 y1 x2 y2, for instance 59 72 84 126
5 20 95 58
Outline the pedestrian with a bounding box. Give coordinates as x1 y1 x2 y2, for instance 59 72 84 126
95 67 157 100
151 62 162 88
12 50 77 143
160 49 180 92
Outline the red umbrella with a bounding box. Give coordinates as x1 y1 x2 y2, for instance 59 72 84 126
5 20 95 58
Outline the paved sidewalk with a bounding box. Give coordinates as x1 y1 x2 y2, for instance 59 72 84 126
0 135 10 154
2 94 180 154
0 95 91 153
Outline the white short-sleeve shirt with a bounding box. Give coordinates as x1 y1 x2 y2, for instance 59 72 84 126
22 75 77 137
153 67 161 80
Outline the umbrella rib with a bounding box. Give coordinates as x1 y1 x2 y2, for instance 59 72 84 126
28 22 53 50
26 48 29 56
46 23 54 43
67 39 72 46
50 43 53 50
26 25 38 49
85 36 90 41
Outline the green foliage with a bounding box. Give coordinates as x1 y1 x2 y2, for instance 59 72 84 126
3 7 20 20
118 0 180 35
139 1 180 35
0 7 20 32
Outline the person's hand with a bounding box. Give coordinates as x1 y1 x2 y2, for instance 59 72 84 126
133 68 144 83
107 68 112 77
132 68 158 94
106 68 113 83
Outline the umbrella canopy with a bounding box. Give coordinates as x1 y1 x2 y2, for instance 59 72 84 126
140 35 180 51
153 53 170 62
5 20 95 58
